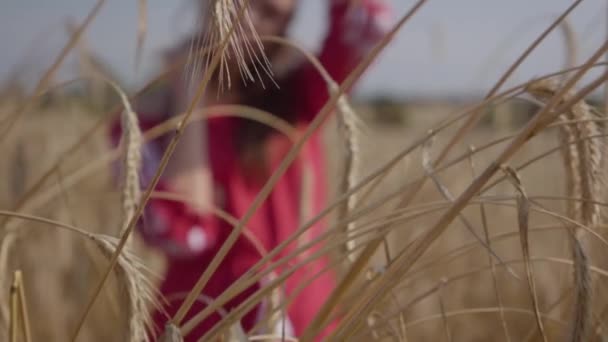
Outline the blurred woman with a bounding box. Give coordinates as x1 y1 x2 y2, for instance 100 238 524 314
111 0 392 340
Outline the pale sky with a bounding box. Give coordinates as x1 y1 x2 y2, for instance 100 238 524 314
1 0 606 98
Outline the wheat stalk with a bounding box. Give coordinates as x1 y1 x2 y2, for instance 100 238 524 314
466 145 512 342
135 0 147 73
526 78 604 342
502 166 548 342
9 270 31 342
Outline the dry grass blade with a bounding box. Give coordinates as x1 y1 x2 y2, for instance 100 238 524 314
502 166 547 342
15 272 31 342
570 237 591 342
467 146 511 342
64 19 116 109
0 232 17 329
9 270 32 342
422 136 520 279
438 278 452 342
296 161 314 263
9 273 18 342
89 235 159 342
135 0 147 72
560 19 578 79
401 307 568 331
523 288 573 342
9 270 31 342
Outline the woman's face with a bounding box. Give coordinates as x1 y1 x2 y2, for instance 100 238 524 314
247 0 297 37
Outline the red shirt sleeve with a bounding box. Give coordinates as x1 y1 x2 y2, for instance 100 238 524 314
295 0 394 122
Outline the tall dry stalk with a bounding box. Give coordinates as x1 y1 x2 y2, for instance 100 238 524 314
526 78 605 342
503 167 548 342
135 0 147 73
9 270 31 342
468 146 512 342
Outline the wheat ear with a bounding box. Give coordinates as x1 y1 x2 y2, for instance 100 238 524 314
111 81 143 241
330 82 366 263
90 234 159 342
526 78 604 342
192 0 274 91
